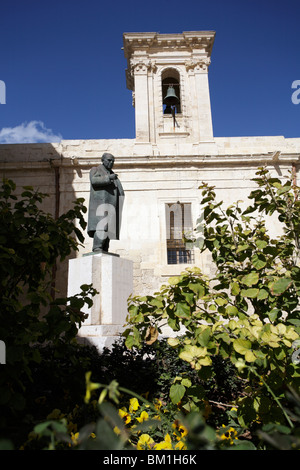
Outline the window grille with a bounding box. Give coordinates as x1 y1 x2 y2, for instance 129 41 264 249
165 202 194 265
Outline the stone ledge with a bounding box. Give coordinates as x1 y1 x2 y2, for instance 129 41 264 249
78 324 125 337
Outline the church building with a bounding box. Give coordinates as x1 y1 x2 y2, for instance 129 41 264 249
0 31 299 301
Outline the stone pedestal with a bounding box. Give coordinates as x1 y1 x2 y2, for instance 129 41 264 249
67 252 133 350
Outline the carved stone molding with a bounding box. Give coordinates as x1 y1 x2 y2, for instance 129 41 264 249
130 59 157 74
185 58 211 72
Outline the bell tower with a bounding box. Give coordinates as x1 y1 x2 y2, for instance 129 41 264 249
123 31 216 155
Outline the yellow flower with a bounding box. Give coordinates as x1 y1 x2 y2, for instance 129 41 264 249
118 407 131 425
175 439 187 450
84 372 100 404
154 399 163 410
137 434 154 450
172 421 188 440
129 398 140 413
154 433 173 450
219 425 238 445
70 432 80 446
136 410 149 423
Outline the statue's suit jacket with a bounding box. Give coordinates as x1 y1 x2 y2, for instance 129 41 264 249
87 164 124 240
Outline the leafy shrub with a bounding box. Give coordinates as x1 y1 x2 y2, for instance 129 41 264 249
123 167 300 447
0 179 97 444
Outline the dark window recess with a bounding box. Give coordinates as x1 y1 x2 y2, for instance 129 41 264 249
165 202 194 265
162 77 181 114
161 68 181 115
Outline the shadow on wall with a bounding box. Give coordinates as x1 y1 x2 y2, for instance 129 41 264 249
0 142 79 299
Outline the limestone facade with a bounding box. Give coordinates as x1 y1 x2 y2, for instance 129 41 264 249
0 32 299 299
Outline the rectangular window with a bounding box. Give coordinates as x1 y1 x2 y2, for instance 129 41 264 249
165 202 194 265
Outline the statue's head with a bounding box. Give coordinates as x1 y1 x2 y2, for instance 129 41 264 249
102 153 115 171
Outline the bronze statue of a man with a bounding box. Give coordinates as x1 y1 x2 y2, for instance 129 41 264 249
87 153 124 253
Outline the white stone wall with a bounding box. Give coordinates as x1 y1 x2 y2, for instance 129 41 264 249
0 136 299 299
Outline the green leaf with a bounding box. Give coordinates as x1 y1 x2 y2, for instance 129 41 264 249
148 297 164 308
170 383 186 405
167 315 180 331
175 302 191 319
167 337 180 347
179 345 208 363
168 276 181 286
188 282 206 298
257 288 268 300
181 378 192 388
268 308 279 322
21 190 34 198
241 272 259 286
236 244 250 253
241 288 259 298
277 185 291 195
256 240 268 250
230 282 240 296
215 297 227 306
124 326 142 349
225 305 239 315
182 291 195 306
251 253 267 270
197 327 211 347
261 331 280 347
233 338 252 355
198 356 213 366
245 350 257 362
232 440 257 450
124 335 137 350
270 278 292 296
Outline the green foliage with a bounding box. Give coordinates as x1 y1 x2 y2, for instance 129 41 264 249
30 374 221 450
17 337 242 450
123 167 300 447
2 169 300 450
258 387 300 449
0 179 97 438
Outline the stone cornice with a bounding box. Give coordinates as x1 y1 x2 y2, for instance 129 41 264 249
2 152 298 171
123 31 215 58
97 153 300 169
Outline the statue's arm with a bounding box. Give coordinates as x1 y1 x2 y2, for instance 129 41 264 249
90 168 111 189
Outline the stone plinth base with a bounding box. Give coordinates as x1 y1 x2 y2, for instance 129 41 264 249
67 252 133 351
76 325 125 351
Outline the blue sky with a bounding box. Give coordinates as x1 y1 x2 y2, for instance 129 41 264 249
0 0 299 143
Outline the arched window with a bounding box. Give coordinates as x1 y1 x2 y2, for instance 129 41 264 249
161 68 181 114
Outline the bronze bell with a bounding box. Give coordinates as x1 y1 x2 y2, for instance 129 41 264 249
163 85 179 106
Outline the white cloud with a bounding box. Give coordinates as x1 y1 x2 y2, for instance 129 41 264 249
0 121 62 144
